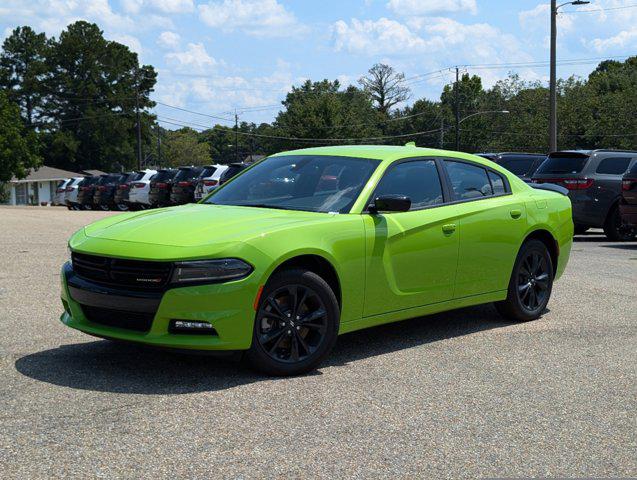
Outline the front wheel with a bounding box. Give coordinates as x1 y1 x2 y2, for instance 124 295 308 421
245 269 339 376
495 239 553 322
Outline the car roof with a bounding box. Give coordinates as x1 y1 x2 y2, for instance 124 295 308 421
272 145 491 165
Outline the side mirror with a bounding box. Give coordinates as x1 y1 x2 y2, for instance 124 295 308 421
368 195 411 213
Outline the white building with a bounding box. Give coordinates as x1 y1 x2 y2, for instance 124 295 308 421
7 166 84 206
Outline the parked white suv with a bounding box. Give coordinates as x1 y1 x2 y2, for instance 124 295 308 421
127 169 158 209
53 179 72 206
194 164 228 201
63 177 85 210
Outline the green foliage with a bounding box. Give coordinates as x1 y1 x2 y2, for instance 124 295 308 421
163 128 212 166
0 92 41 182
0 26 49 125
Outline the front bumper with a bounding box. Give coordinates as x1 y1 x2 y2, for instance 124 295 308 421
60 262 257 351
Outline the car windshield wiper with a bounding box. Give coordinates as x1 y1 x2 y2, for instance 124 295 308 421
233 203 290 210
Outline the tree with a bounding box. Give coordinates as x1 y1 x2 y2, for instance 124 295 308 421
164 128 211 166
43 21 157 172
274 79 380 149
358 63 410 116
0 26 49 125
0 92 41 182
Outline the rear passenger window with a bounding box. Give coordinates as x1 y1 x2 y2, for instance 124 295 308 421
596 157 631 175
488 171 506 195
373 160 443 210
445 161 493 199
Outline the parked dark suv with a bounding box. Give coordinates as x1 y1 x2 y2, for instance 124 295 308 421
148 169 178 207
94 173 133 211
531 150 637 240
76 176 101 210
113 171 143 211
169 166 204 205
219 163 249 185
620 162 637 229
479 152 547 181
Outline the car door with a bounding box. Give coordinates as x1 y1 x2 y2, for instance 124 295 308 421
441 159 527 298
363 159 460 317
592 156 634 223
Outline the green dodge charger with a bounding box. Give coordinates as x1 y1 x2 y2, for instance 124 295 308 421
61 145 573 375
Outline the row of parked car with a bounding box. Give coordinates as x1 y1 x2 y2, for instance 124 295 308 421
478 150 637 241
52 149 636 241
53 163 249 211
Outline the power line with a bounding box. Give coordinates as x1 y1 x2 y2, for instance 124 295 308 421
561 3 637 13
154 100 234 122
156 115 443 143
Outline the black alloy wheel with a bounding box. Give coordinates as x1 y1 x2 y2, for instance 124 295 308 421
246 269 339 376
604 205 636 241
516 251 550 312
256 284 328 364
495 239 553 322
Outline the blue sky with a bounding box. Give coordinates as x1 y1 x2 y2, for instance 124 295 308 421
2 0 637 129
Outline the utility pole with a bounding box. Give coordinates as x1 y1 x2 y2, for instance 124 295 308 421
135 70 142 170
156 125 161 168
234 110 239 163
439 116 445 149
454 66 460 151
549 0 558 152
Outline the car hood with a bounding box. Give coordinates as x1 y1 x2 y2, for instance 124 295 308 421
83 203 326 247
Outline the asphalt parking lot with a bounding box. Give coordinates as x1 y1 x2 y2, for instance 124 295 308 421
0 206 635 478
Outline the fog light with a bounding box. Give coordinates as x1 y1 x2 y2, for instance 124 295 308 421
169 320 217 335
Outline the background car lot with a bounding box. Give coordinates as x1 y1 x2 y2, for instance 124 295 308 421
0 206 635 478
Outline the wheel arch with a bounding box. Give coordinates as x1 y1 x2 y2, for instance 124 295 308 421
266 253 342 310
523 228 559 276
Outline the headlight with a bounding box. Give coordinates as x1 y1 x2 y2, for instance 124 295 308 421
171 258 252 283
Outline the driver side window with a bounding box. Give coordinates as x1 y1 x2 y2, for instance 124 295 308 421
373 160 443 211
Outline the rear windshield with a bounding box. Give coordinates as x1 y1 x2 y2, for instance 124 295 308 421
131 171 145 181
221 165 245 180
99 174 123 184
498 155 544 176
174 168 201 181
535 155 589 174
627 162 637 175
152 170 177 182
79 176 99 186
199 166 217 178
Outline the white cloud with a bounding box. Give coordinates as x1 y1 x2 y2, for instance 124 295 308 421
165 43 217 70
332 18 426 55
387 0 477 16
198 0 306 37
157 30 180 48
519 3 574 33
121 0 193 14
589 27 637 51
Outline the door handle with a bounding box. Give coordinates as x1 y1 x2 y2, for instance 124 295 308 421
442 223 457 234
510 209 522 219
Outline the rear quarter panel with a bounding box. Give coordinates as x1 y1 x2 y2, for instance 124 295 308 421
525 190 573 281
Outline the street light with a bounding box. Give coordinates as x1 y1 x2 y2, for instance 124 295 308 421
549 0 590 152
452 110 510 150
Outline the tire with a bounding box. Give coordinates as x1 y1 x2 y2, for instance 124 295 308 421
603 205 636 241
245 268 340 376
573 224 588 235
82 203 93 211
66 204 73 210
99 204 110 211
495 239 554 322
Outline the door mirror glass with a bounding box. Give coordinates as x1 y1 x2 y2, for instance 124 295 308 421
369 195 411 213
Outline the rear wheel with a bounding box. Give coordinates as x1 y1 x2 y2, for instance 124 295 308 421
604 205 635 241
245 269 339 376
115 203 129 211
495 239 553 322
82 203 93 211
98 204 110 211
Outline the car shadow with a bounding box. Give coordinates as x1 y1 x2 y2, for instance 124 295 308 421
15 304 516 394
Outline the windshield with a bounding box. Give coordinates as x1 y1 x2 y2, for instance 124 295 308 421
205 155 379 213
536 154 589 174
199 166 217 178
174 168 200 181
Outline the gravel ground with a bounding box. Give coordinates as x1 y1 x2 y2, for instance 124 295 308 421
0 205 635 479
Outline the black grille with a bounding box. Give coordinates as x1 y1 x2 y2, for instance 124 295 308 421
81 305 154 332
72 252 172 290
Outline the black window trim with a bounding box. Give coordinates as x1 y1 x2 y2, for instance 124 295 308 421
363 156 512 214
363 157 449 213
440 158 512 206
